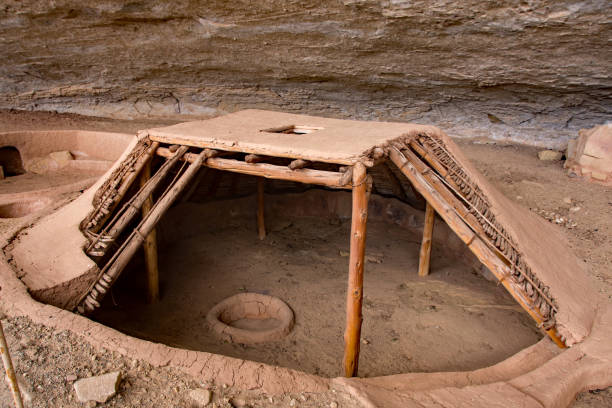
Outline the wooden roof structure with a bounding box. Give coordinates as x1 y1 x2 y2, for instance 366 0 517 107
144 109 429 166
74 110 597 378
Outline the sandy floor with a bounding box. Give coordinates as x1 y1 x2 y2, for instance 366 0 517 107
0 110 610 406
94 210 540 378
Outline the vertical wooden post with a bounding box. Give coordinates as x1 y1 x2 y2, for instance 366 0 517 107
140 159 160 303
0 320 24 408
418 201 435 277
343 162 369 377
257 177 266 240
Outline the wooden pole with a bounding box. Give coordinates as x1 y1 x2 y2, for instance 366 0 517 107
140 159 159 303
418 202 435 277
88 146 189 257
343 162 369 377
156 148 351 189
0 320 24 408
78 150 211 314
89 141 159 233
245 154 265 164
257 177 266 240
288 159 310 170
388 146 566 347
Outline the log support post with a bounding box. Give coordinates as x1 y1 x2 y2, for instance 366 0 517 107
140 159 159 303
257 177 266 240
343 162 369 377
0 320 23 408
419 201 435 277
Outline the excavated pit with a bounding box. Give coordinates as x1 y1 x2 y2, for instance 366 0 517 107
2 117 608 406
92 183 542 378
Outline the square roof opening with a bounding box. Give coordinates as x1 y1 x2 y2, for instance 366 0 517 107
261 125 324 135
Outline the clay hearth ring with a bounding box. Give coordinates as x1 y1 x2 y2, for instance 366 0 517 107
206 293 294 344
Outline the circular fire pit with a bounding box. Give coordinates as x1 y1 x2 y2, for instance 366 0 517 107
206 293 294 344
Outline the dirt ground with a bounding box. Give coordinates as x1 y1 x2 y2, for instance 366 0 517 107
94 211 541 378
0 110 610 406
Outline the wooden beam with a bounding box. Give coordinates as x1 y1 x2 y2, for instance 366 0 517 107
78 150 209 314
245 154 265 164
339 166 353 187
288 159 310 170
418 202 435 277
388 146 566 347
257 177 266 240
343 162 369 377
148 134 374 166
140 158 159 303
401 146 487 238
88 146 189 257
0 320 24 408
156 147 351 189
89 141 159 233
180 167 208 204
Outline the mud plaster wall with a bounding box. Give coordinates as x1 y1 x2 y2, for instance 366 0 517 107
1 1 611 149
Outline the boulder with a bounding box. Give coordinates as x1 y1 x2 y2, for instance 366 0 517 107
565 124 612 185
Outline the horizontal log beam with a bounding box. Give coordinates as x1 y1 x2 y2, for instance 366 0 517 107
156 147 351 189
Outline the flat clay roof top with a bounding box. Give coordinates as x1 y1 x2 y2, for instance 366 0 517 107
144 109 430 165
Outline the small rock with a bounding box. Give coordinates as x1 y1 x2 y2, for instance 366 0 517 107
538 150 563 161
366 254 383 264
49 150 74 168
330 402 338 408
563 197 572 204
230 396 247 407
188 388 212 407
289 398 298 407
18 338 33 348
362 338 370 345
339 250 349 257
73 371 121 403
570 206 581 213
66 374 78 382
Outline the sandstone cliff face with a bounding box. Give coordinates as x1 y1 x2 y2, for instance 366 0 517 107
1 0 610 147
